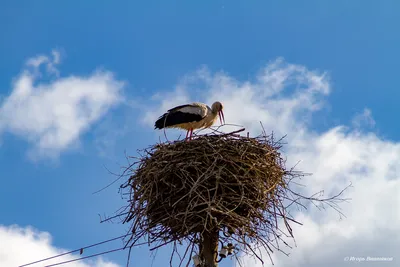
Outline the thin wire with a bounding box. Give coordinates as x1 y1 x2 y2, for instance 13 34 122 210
43 247 124 267
18 234 131 267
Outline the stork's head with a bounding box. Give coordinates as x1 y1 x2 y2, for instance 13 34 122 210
212 101 225 125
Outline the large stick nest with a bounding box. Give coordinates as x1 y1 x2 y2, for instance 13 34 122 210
116 129 348 266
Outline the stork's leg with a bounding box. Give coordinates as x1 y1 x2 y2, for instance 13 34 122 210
185 129 191 141
189 128 193 140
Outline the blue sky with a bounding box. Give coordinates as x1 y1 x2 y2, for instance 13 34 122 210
2 1 400 267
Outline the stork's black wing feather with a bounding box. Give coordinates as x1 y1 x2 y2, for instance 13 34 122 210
154 111 204 129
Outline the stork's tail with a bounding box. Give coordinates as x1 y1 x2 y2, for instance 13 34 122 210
154 113 168 129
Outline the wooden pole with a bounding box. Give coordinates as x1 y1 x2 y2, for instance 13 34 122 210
199 229 219 267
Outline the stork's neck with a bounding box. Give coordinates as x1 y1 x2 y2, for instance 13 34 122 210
210 107 218 115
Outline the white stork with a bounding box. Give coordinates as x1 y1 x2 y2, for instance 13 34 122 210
154 101 225 140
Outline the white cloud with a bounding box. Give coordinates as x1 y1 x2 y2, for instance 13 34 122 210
141 58 399 266
0 50 125 160
351 108 376 129
25 49 61 76
0 224 120 267
144 58 330 139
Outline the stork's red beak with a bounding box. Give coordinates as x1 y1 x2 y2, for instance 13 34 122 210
218 110 225 125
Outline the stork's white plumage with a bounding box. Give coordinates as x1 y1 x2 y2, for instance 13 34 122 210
154 101 225 140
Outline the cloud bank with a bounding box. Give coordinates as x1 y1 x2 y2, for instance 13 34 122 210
0 224 120 267
142 58 399 266
0 50 125 160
